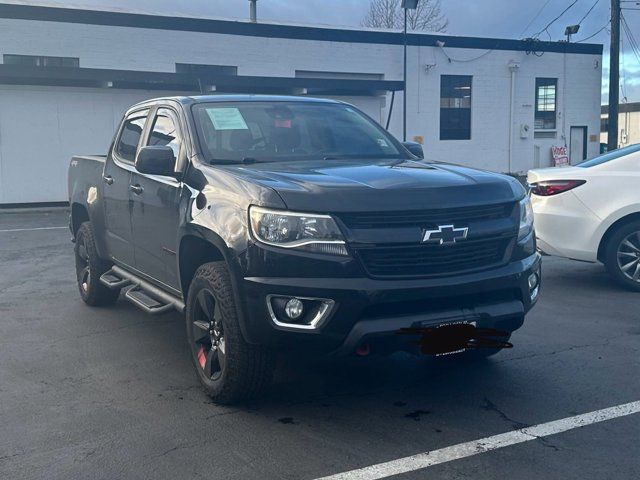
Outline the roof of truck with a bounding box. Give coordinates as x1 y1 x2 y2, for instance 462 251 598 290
186 95 339 104
127 95 341 112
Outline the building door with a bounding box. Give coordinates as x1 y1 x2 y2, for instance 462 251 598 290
570 126 587 164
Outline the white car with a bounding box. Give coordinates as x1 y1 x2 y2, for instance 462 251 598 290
527 144 640 291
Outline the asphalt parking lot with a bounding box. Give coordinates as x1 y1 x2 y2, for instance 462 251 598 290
1 209 639 480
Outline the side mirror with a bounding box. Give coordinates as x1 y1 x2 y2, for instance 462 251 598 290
402 141 424 159
135 146 177 177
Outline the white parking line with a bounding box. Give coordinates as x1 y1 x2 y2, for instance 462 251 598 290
316 401 640 480
0 226 67 233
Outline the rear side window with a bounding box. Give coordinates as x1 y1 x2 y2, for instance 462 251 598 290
147 109 181 157
578 143 640 168
115 112 148 162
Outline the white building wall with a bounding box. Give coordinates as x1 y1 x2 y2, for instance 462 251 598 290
390 45 602 172
0 16 602 204
0 85 190 204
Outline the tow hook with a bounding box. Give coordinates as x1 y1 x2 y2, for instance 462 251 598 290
355 343 371 357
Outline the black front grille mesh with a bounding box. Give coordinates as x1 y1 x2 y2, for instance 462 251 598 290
356 237 511 278
339 203 514 230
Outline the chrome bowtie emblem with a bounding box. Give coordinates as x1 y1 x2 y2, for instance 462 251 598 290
422 225 469 245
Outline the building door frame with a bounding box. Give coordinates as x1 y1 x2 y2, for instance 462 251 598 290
570 125 588 164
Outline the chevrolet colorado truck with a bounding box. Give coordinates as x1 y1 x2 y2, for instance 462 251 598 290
68 95 540 404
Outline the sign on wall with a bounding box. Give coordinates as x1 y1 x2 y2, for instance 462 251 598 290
551 145 570 167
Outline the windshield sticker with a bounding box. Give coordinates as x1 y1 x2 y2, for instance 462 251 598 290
377 138 389 148
275 119 292 128
206 108 249 130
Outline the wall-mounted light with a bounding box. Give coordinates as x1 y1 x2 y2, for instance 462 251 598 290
565 24 580 42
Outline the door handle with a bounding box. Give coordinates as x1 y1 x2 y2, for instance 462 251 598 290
103 175 114 185
130 184 144 195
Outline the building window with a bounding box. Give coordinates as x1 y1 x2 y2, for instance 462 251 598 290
600 115 609 133
175 63 237 76
535 78 557 130
3 54 79 68
440 75 472 140
295 70 384 80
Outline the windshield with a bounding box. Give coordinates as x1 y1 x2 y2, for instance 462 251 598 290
192 101 405 164
577 143 640 168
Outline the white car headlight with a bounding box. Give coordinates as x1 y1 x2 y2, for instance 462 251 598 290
518 196 534 241
249 206 348 256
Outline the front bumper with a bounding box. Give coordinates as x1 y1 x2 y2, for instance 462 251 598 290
236 252 541 355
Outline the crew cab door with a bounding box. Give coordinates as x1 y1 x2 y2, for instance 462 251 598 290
130 107 184 290
102 109 149 267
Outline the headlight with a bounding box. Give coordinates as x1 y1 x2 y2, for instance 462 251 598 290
518 196 534 240
249 206 348 256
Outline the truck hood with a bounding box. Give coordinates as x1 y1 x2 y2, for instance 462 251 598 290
217 159 524 212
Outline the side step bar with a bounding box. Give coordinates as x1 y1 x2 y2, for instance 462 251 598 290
100 265 185 315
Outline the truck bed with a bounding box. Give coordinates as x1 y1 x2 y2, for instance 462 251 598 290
68 155 108 205
71 155 107 163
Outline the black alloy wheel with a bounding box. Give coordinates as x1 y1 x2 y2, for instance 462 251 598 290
74 222 120 306
185 262 276 404
190 289 226 381
75 233 91 295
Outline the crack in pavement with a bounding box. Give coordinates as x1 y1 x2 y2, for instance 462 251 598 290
493 335 628 364
482 397 560 451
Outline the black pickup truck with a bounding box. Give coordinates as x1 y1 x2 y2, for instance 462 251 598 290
68 95 540 403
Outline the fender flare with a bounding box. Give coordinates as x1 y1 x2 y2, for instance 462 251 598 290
177 224 254 343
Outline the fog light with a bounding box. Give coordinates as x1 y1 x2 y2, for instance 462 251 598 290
267 295 335 330
285 298 304 320
528 271 540 302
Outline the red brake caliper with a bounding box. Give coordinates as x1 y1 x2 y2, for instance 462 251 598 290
197 346 207 369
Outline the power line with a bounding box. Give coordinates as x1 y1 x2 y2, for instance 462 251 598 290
577 0 601 24
533 0 580 38
620 23 628 102
520 0 554 37
621 14 640 63
576 20 610 41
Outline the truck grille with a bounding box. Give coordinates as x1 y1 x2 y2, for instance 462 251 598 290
356 237 512 278
338 203 513 229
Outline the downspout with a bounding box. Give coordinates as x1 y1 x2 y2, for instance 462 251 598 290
249 0 257 23
562 51 567 150
386 91 396 130
508 61 520 174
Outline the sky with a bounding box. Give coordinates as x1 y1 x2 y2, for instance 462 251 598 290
10 0 640 103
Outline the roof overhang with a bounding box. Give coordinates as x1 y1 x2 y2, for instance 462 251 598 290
601 103 640 114
0 65 404 96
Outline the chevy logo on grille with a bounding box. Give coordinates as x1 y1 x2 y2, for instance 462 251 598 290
422 225 469 245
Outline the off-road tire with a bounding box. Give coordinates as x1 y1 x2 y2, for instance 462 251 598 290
603 220 640 292
74 222 120 306
186 262 276 404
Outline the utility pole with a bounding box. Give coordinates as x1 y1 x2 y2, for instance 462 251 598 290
403 7 408 141
607 0 621 151
401 1 419 142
